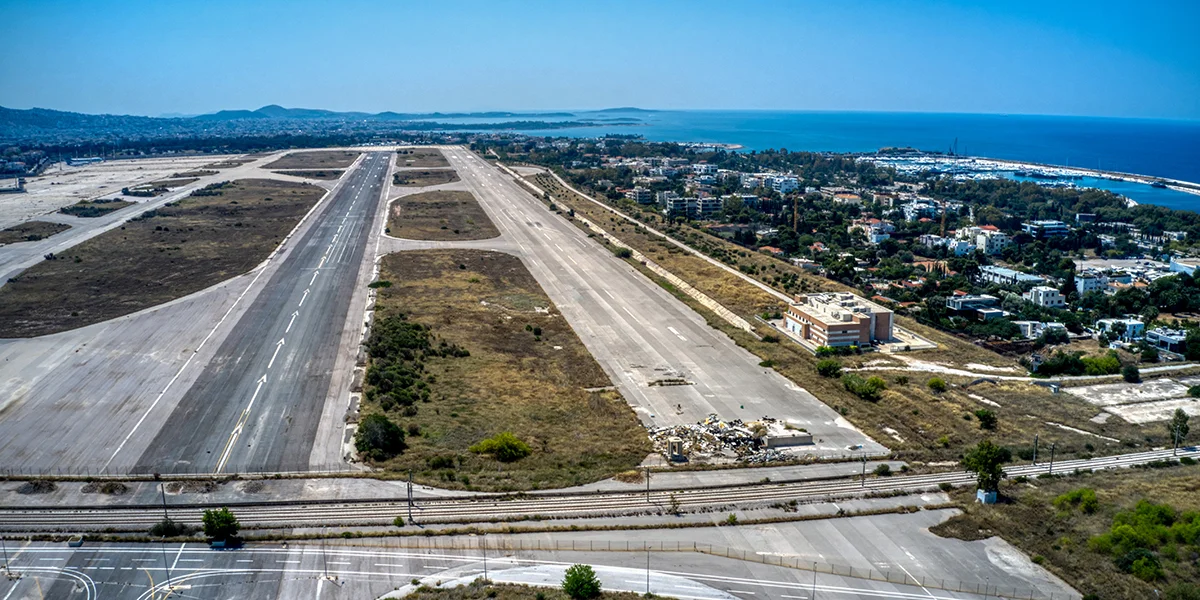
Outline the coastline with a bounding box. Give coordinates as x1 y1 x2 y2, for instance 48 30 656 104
981 156 1200 200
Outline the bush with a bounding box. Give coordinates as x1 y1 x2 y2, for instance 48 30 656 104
815 359 842 378
201 507 239 540
562 564 602 600
873 464 892 477
149 518 194 537
393 516 405 527
1122 364 1141 383
927 377 947 393
974 409 998 430
841 373 886 402
469 432 532 462
613 247 633 259
1142 346 1160 364
1053 487 1099 514
355 414 406 461
1189 385 1200 398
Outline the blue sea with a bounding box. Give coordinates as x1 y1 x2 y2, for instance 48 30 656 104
454 110 1200 212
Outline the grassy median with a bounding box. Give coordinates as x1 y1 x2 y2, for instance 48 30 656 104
0 178 326 338
59 198 132 218
393 169 461 187
0 221 70 245
272 169 344 180
387 191 499 241
396 148 449 168
265 150 360 169
933 460 1200 599
363 249 650 491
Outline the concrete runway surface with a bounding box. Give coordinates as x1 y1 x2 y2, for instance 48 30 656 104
130 153 390 474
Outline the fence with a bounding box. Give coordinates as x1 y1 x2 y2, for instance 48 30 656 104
317 537 1062 600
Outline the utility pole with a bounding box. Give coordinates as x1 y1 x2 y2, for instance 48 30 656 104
861 454 866 487
812 562 818 600
1173 428 1181 456
1048 443 1057 475
645 545 650 596
1 535 10 577
1032 434 1039 465
482 535 488 582
407 470 414 524
645 467 651 501
321 525 329 580
159 484 173 596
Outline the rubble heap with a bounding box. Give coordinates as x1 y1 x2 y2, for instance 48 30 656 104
649 414 788 463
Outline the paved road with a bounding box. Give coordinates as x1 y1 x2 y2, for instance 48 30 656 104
131 153 390 474
0 525 1063 600
440 148 886 458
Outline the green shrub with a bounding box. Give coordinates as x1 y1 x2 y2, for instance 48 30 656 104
974 409 998 430
815 359 842 378
1053 487 1099 514
562 564 602 600
927 377 947 393
613 247 633 259
201 507 239 540
355 414 406 461
873 464 892 477
841 373 886 402
1122 364 1141 383
469 432 532 462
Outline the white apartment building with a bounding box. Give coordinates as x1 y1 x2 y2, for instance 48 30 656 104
1023 286 1067 309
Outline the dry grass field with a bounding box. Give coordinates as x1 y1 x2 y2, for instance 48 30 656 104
0 221 70 245
264 151 360 169
0 179 325 338
529 172 1146 462
365 249 650 491
58 198 132 218
392 169 461 187
395 148 449 168
272 169 344 180
933 461 1200 599
387 190 499 241
409 580 653 600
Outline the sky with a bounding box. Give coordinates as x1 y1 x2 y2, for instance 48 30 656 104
2 0 1198 120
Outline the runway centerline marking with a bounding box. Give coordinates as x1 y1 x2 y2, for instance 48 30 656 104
286 311 299 334
268 338 285 369
299 288 310 307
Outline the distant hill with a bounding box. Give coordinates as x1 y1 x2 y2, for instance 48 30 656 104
191 106 576 121
590 107 656 113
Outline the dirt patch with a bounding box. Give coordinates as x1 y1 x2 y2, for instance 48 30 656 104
124 178 199 197
163 480 221 494
392 169 460 187
204 158 254 169
16 480 56 494
238 480 265 494
59 198 132 218
387 190 499 241
172 170 218 178
80 481 130 495
0 178 326 338
272 169 344 180
0 220 70 245
264 151 360 169
395 148 448 168
365 249 649 491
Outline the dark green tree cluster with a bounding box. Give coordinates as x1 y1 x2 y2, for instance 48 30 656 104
364 313 468 411
1088 500 1200 582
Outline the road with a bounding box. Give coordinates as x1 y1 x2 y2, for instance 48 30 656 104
439 148 886 457
0 525 1066 600
128 152 390 474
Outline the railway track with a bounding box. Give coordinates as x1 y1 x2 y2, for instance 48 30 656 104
3 448 1194 531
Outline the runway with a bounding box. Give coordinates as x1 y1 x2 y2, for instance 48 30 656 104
130 152 390 474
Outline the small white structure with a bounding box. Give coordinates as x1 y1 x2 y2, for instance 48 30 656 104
1023 286 1067 309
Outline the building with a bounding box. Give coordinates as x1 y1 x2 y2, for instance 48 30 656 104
920 234 975 256
1170 257 1200 276
832 193 863 205
1076 213 1097 223
945 294 1003 320
1095 318 1145 342
849 219 893 245
664 196 696 217
902 199 938 222
1146 327 1188 354
1076 274 1105 296
696 196 722 218
656 190 679 205
1022 220 1070 238
692 163 718 175
785 292 894 348
1013 321 1067 340
978 265 1044 287
967 225 1011 255
1023 286 1067 309
625 187 654 204
769 176 799 194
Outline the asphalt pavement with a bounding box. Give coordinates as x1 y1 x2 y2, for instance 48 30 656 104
132 153 390 474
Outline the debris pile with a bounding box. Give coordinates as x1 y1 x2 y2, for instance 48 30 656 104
649 414 788 463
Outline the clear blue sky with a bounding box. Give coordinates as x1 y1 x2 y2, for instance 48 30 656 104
2 0 1198 119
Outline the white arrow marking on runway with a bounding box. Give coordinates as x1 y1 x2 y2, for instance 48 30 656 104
319 256 327 268
215 374 268 472
310 270 319 285
299 288 310 306
268 338 285 369
286 310 299 333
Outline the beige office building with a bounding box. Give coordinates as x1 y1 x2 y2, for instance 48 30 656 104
785 292 894 348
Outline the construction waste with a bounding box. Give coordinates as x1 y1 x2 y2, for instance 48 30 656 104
649 414 793 464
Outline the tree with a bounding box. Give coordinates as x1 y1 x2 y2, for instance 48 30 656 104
961 440 1012 493
470 431 532 462
202 507 239 540
1169 408 1190 446
1141 345 1160 364
1122 364 1141 383
815 359 842 378
562 564 602 600
974 409 998 430
927 377 947 393
355 414 406 461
